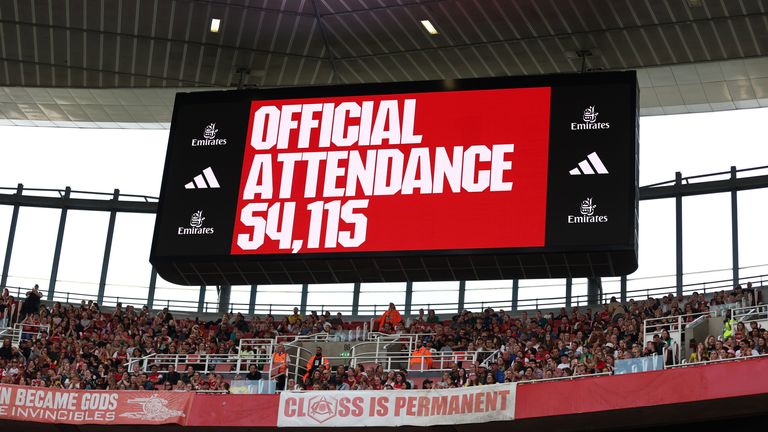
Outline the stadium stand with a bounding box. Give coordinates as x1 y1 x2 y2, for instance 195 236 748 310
0 281 764 393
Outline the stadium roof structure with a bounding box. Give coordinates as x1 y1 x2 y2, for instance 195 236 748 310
0 0 767 128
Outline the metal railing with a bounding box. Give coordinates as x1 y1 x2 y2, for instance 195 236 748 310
351 350 478 373
516 371 613 385
643 312 714 366
733 304 768 324
133 352 275 376
3 268 765 318
666 353 768 369
10 323 50 347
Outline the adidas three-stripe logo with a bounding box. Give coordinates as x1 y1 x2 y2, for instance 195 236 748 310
184 167 220 189
569 152 609 175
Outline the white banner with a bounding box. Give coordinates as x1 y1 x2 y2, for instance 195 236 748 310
277 383 516 427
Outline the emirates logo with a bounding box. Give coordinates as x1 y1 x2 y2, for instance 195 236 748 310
582 106 598 123
203 123 218 139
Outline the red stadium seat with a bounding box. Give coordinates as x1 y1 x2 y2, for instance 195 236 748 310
215 364 232 373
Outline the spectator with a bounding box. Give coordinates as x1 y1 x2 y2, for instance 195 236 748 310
303 346 329 383
246 364 262 381
723 310 736 339
20 285 42 318
271 343 289 390
0 288 13 327
163 365 181 386
288 307 302 326
0 338 13 360
409 341 433 371
330 312 344 328
378 303 402 330
426 309 440 324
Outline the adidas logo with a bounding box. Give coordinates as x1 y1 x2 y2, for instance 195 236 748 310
184 167 220 189
569 152 609 175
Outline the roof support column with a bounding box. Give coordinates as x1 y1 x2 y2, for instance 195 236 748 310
620 275 628 303
1 184 22 289
217 285 231 314
148 267 157 309
48 187 71 301
731 166 739 286
97 189 119 305
511 279 519 311
351 282 361 316
675 172 684 296
197 285 206 313
248 284 258 315
404 281 413 317
457 280 466 314
300 283 309 315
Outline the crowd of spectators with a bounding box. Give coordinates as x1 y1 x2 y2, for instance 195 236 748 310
0 282 764 393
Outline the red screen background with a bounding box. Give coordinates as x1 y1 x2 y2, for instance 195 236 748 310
231 87 551 255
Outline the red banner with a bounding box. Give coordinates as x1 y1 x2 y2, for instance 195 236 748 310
185 393 279 427
0 385 191 425
516 357 768 419
232 87 551 255
1 358 766 427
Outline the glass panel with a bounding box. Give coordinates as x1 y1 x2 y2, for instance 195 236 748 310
639 108 768 186
358 283 405 316
5 207 60 295
230 285 254 314
601 277 623 301
256 284 303 316
306 283 354 315
104 213 154 306
55 211 109 300
683 193 731 289
518 279 565 310
153 279 204 312
571 278 588 307
627 199 676 298
738 189 768 283
464 280 513 313
0 126 168 197
411 281 458 317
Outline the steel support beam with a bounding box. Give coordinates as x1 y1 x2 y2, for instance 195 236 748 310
48 187 70 301
404 281 413 316
587 277 602 305
300 283 309 315
0 184 22 289
620 275 628 303
640 173 768 200
0 191 155 213
248 285 258 315
197 285 206 313
511 279 519 310
675 172 684 296
351 282 361 316
148 267 158 309
457 280 466 313
731 167 739 285
565 278 572 308
97 189 119 304
217 285 231 314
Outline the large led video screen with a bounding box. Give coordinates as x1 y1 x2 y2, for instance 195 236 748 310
151 72 638 285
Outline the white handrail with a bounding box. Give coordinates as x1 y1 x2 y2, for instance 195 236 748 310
666 353 768 369
516 371 612 385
